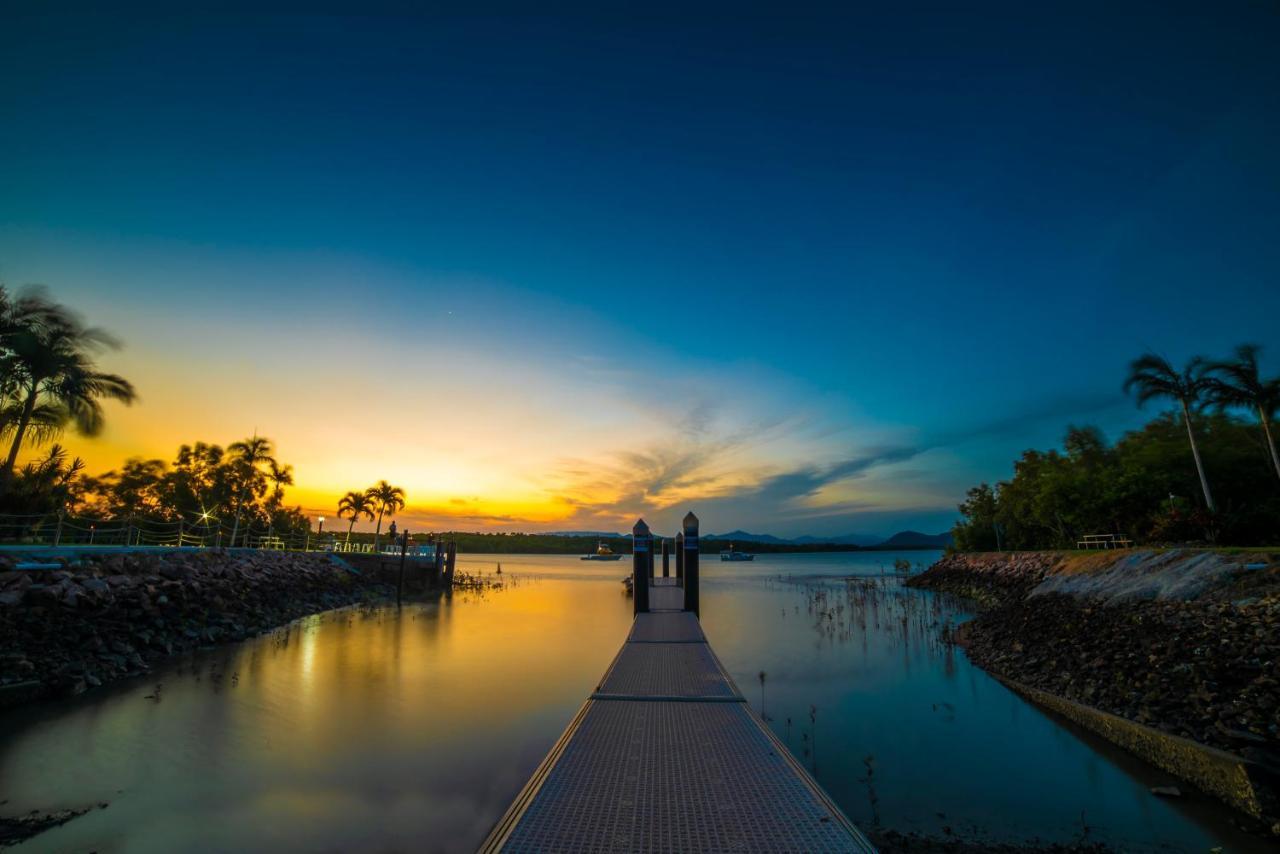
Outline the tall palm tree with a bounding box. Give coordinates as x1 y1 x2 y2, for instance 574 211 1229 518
226 435 276 547
267 460 295 507
337 490 376 543
367 480 406 552
0 291 136 489
1124 353 1215 512
1204 344 1280 484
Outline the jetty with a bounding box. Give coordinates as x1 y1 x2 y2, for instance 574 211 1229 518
481 512 876 853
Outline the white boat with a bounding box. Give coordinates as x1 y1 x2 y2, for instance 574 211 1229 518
581 541 623 561
720 544 755 561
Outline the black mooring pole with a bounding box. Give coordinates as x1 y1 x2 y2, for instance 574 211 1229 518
675 530 684 580
662 538 670 577
632 519 651 615
683 512 699 616
397 530 410 605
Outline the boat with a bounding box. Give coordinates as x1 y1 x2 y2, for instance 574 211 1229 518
720 544 755 562
581 541 623 561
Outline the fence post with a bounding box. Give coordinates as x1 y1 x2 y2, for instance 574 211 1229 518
662 538 670 577
675 530 684 580
632 519 651 615
648 537 655 578
54 510 64 547
683 512 699 616
397 530 409 605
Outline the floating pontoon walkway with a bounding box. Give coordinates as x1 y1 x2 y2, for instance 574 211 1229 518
480 516 876 853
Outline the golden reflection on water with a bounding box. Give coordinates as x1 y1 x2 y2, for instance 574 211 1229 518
0 576 633 853
0 555 1268 854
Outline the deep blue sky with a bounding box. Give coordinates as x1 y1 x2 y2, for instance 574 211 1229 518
2 4 1279 536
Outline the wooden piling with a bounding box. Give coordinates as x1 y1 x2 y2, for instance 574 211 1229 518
683 512 699 616
446 540 457 586
397 530 409 605
675 530 684 580
632 519 651 614
662 538 670 577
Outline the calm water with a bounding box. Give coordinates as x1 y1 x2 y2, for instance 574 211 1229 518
0 551 1266 852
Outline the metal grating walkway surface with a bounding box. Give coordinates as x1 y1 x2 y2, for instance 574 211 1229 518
648 584 684 611
596 642 738 700
628 611 704 643
482 593 876 852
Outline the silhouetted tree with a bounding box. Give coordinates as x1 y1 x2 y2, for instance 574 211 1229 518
0 286 135 489
1205 344 1280 484
367 480 405 551
337 489 376 543
1124 353 1214 511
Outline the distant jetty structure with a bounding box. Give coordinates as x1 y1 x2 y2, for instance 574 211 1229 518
480 512 876 852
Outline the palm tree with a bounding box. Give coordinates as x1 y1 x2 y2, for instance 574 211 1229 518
0 291 136 489
226 435 276 547
337 490 376 543
367 480 406 552
1124 353 1215 512
1204 344 1280 484
267 460 295 507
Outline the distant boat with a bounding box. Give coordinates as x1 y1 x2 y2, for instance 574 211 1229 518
581 541 623 561
720 544 755 562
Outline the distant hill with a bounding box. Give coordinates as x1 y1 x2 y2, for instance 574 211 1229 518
544 530 625 538
709 530 793 544
792 533 884 547
877 530 954 549
712 531 890 547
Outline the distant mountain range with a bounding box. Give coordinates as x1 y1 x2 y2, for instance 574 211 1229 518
710 529 953 549
542 528 952 549
546 531 626 538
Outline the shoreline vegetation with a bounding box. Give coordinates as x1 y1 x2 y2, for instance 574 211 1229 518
909 549 1280 838
951 347 1280 551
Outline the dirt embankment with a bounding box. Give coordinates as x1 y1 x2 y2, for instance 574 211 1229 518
0 549 392 708
909 549 1280 835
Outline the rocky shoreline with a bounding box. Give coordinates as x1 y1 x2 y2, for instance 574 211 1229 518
0 549 394 708
909 549 1280 836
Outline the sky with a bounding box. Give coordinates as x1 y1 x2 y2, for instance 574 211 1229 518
2 4 1279 538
